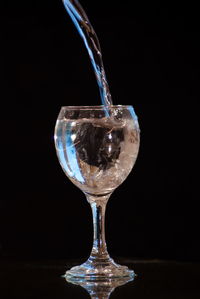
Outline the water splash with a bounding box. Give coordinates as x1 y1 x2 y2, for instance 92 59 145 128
62 0 113 107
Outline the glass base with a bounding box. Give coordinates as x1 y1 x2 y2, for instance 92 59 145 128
64 257 135 282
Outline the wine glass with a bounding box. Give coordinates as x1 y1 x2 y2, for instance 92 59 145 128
54 105 140 281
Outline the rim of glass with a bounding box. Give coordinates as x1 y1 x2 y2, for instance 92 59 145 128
61 105 133 110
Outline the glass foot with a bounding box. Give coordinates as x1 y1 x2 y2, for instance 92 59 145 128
65 276 134 299
64 257 135 281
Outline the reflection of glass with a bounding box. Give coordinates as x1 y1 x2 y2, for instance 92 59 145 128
65 276 134 299
54 106 140 281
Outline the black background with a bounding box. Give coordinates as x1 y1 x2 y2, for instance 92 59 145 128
0 0 199 262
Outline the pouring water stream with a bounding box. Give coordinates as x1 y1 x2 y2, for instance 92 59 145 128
62 0 113 109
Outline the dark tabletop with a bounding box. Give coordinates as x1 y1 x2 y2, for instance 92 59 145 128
0 258 199 298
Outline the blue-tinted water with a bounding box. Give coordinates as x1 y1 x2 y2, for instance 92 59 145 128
62 0 113 107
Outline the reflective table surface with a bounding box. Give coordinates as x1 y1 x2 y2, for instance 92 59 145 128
0 258 199 298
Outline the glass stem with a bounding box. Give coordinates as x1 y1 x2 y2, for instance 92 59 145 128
86 193 111 261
